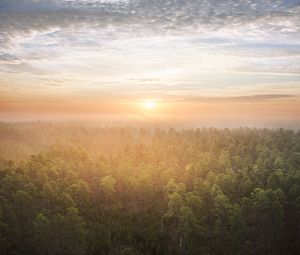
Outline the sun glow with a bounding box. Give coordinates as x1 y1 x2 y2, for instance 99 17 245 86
143 100 157 110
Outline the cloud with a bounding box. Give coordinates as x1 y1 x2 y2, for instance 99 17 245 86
0 53 21 64
1 1 300 58
0 0 300 49
0 0 299 103
181 94 296 103
2 62 47 75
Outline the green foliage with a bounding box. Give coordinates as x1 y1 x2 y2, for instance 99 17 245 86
100 175 116 195
0 124 299 255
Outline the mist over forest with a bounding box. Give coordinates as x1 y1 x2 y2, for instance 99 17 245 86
0 0 300 254
0 123 300 255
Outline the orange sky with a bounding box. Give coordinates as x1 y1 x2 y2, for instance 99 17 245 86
0 0 299 127
1 96 299 128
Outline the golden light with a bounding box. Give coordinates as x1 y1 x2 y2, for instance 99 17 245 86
143 100 157 110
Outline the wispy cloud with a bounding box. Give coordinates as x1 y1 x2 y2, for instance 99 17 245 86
181 94 296 103
0 0 299 123
1 0 300 46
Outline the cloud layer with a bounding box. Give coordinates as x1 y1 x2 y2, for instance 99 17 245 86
1 0 300 46
0 0 299 124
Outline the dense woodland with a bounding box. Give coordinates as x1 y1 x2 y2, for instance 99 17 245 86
0 123 300 255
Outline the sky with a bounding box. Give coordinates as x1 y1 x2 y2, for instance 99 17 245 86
0 0 299 127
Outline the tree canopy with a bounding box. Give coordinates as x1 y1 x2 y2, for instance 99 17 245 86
0 123 299 255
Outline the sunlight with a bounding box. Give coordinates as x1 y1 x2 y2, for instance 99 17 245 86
143 100 157 110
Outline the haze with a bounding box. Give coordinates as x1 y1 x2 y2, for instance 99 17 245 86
0 0 299 128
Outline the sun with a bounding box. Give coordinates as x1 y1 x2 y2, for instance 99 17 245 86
143 100 157 110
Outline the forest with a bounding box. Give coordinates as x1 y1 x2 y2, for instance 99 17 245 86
0 122 300 255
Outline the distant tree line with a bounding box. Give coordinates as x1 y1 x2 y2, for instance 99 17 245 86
0 123 300 255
